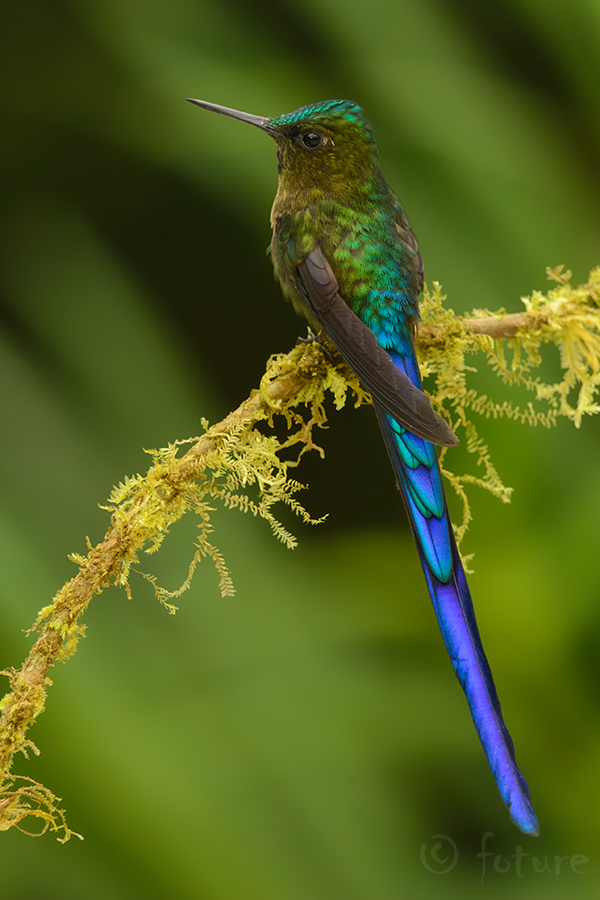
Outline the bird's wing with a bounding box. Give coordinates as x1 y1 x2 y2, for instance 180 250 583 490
295 246 458 448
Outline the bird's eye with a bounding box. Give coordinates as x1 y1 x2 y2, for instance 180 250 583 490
301 131 323 150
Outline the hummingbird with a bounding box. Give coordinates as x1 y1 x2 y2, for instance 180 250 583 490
187 97 539 836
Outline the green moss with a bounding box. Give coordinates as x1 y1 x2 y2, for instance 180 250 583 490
418 267 600 542
2 267 600 840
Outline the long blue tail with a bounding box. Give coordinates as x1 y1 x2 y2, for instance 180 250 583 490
373 350 539 836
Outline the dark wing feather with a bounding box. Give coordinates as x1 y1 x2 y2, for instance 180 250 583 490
296 247 458 447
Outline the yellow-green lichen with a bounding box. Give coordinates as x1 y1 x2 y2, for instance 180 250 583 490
2 267 600 840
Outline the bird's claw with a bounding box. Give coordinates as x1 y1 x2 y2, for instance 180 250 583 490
295 328 319 346
296 329 335 363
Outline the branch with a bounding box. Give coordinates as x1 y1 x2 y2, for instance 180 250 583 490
1 266 599 839
418 311 543 343
0 340 337 839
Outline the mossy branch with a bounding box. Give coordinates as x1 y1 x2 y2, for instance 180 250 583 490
1 265 599 840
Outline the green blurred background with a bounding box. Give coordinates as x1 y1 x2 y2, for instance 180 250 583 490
1 0 600 896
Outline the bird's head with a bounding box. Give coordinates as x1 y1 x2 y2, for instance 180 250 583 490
187 98 383 205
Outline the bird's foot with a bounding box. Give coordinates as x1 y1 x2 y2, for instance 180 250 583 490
296 329 335 362
295 328 319 346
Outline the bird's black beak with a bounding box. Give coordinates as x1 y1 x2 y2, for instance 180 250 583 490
186 98 275 134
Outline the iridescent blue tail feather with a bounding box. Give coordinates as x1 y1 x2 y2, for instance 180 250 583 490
373 353 539 836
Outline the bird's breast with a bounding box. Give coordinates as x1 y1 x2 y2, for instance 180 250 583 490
271 202 421 345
